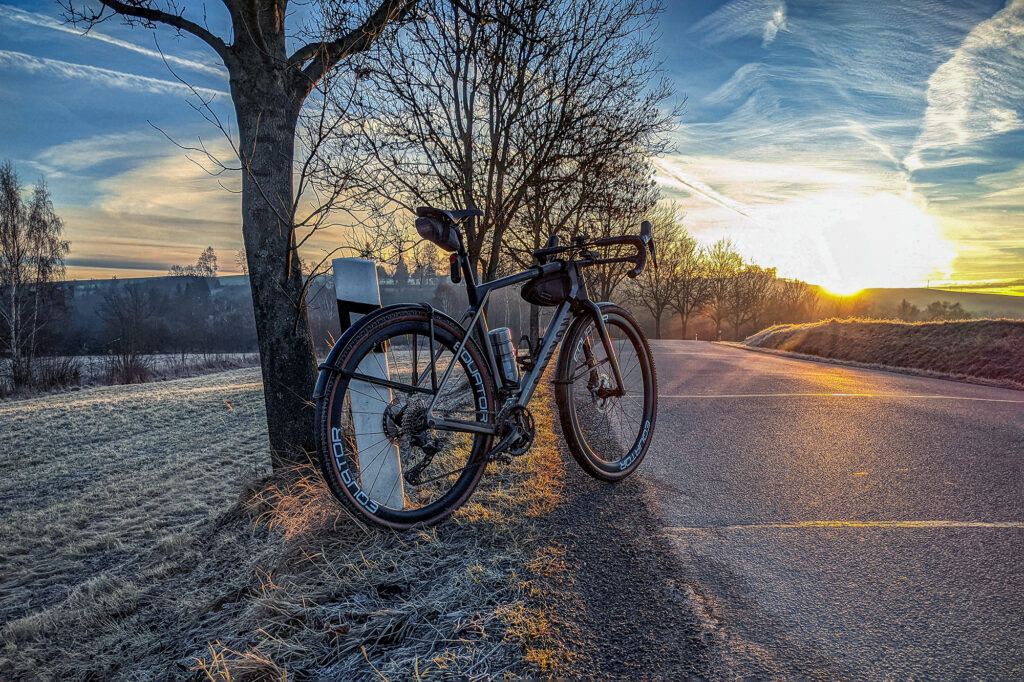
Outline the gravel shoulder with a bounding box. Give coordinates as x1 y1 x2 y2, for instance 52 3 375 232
527 431 718 679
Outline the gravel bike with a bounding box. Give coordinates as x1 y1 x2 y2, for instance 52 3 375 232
314 206 658 528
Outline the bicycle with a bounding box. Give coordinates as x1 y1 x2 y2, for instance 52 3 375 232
314 206 658 528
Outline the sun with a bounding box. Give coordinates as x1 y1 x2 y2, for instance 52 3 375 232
821 283 864 297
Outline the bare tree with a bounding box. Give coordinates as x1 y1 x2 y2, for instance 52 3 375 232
62 0 414 462
925 300 971 321
726 264 776 339
667 224 709 340
895 298 920 322
768 278 818 325
170 246 219 277
0 162 70 389
511 148 661 339
195 246 218 278
411 240 444 284
98 282 156 383
234 248 248 275
345 0 674 283
703 238 742 341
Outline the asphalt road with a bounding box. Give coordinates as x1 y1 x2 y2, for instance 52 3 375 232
641 341 1024 679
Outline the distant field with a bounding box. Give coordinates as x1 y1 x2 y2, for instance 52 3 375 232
745 319 1024 388
0 368 562 678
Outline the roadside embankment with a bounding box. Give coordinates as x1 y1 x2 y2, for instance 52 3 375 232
743 318 1024 389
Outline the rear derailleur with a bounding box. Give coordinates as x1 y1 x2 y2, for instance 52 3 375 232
382 399 446 486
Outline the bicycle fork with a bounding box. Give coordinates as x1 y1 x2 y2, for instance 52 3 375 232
578 301 626 398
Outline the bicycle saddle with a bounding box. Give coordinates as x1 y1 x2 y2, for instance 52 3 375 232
416 206 483 224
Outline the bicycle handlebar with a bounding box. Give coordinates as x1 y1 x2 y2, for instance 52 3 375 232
590 220 656 278
531 222 656 278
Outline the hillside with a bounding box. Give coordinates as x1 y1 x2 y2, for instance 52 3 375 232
836 287 1024 319
745 318 1024 389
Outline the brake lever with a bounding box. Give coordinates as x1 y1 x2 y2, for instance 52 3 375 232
627 221 654 278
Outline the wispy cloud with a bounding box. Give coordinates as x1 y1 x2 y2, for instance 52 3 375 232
654 158 752 217
58 144 242 278
0 50 229 99
692 0 788 47
905 0 1024 170
35 132 163 173
0 4 226 77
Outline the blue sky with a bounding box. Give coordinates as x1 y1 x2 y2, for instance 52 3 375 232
1 0 1022 293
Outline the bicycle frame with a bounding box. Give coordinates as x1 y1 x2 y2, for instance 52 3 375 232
424 233 626 437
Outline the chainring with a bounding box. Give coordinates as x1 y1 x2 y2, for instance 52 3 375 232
495 404 535 458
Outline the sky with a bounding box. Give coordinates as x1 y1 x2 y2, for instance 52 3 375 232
1 0 1022 294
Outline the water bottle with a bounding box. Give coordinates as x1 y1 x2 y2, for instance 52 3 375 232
488 327 520 385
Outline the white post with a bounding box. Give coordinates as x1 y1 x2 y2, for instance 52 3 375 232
332 258 404 509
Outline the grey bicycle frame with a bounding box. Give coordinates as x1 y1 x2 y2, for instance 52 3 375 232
424 259 625 437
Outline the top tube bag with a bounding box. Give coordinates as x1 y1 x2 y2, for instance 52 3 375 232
521 269 571 306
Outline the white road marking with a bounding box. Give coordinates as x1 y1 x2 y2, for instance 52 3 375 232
664 520 1024 531
658 392 1024 403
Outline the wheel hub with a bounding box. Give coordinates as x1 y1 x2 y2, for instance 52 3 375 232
592 374 613 412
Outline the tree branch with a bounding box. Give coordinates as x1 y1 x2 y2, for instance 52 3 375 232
65 1 233 65
291 0 414 95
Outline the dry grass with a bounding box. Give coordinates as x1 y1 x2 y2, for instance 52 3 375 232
745 318 1024 388
0 367 569 679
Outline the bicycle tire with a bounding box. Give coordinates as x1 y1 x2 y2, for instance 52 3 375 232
555 303 657 481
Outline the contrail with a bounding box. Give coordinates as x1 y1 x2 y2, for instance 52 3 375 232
653 158 751 219
0 4 226 78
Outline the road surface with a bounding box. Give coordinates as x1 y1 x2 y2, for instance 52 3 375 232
640 341 1023 679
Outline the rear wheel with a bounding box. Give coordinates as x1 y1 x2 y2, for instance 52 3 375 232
555 304 657 480
315 307 496 529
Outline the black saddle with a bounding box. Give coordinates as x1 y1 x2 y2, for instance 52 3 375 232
416 206 483 225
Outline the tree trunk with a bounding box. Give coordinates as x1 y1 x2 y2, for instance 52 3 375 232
654 314 661 339
679 314 688 340
9 279 22 387
233 73 318 466
529 303 540 343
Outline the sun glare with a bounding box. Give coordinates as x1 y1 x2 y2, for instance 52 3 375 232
822 284 864 297
722 191 957 293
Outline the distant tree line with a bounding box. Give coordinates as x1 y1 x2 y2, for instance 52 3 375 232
92 268 257 383
619 205 818 340
888 298 971 322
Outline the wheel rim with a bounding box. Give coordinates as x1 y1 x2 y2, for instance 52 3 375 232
566 317 652 471
326 318 491 519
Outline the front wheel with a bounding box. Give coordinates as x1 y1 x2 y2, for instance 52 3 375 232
555 304 657 481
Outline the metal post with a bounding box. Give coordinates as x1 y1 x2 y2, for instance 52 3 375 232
332 258 404 509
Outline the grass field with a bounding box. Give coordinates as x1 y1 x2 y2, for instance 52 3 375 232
745 318 1024 388
0 368 565 679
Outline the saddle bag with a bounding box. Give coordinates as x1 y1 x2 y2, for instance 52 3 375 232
521 270 571 306
414 215 461 252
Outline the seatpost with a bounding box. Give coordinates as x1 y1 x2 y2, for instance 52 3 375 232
456 227 479 307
